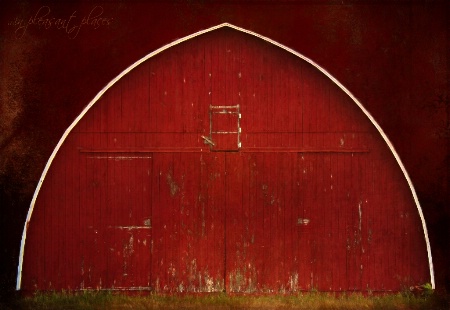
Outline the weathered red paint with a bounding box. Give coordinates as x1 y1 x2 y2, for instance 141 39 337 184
20 27 430 293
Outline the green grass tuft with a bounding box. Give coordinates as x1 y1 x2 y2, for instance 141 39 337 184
8 290 450 310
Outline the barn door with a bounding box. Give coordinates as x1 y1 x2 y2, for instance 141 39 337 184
223 152 311 293
221 152 365 293
82 155 153 290
150 153 227 293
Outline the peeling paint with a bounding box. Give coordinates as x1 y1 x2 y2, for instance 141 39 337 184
168 264 176 277
155 259 224 293
144 218 151 227
358 201 362 233
297 218 310 225
200 272 223 293
166 170 180 197
228 265 257 293
201 205 206 237
129 235 134 254
288 273 299 291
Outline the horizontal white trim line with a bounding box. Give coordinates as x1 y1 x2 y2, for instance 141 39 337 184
16 22 434 290
109 226 151 230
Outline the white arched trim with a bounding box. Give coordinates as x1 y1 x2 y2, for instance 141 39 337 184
16 23 435 290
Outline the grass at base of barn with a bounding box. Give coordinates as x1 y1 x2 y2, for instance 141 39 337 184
8 290 449 309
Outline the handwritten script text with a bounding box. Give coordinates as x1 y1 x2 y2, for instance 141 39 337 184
8 6 114 39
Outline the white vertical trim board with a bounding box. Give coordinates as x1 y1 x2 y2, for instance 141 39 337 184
16 23 435 290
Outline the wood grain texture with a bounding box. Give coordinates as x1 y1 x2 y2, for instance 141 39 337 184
20 28 429 293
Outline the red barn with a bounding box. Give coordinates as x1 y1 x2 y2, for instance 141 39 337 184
17 24 434 293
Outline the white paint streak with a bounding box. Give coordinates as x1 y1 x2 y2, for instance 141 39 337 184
109 226 151 230
87 156 153 160
289 273 299 291
358 201 362 233
128 235 134 254
16 22 435 290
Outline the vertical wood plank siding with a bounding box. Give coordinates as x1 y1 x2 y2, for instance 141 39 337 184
20 28 430 293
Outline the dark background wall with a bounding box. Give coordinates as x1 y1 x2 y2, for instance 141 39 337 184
0 0 448 297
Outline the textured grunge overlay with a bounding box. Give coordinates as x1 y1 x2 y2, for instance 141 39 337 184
0 1 449 298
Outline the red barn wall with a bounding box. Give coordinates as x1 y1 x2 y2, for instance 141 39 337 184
19 27 430 293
